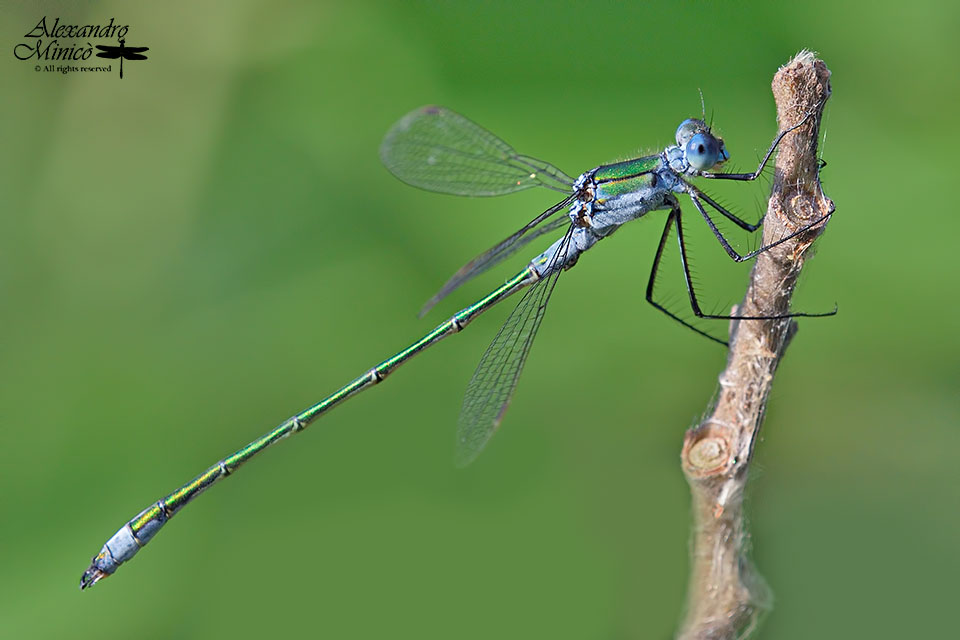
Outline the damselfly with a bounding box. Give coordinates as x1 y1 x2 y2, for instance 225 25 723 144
80 105 831 589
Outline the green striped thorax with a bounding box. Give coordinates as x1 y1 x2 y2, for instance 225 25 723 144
568 118 729 231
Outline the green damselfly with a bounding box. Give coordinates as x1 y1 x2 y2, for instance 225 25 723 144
81 105 831 589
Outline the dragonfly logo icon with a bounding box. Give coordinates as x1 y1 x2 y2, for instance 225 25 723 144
95 38 148 79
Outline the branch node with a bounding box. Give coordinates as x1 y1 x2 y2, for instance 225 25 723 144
685 431 730 475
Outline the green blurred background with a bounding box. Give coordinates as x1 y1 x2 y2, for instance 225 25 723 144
2 1 957 638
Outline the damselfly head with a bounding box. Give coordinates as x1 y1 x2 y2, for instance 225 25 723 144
675 119 729 171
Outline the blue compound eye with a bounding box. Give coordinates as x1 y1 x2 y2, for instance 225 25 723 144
685 133 720 170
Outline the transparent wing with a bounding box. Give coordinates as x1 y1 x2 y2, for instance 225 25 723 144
455 225 574 466
380 106 575 196
420 196 573 316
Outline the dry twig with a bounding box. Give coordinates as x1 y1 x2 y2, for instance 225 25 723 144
676 51 834 640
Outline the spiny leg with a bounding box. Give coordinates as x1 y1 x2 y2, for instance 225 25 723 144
645 207 727 345
680 111 822 249
700 110 814 181
688 190 832 265
688 185 762 232
665 206 836 326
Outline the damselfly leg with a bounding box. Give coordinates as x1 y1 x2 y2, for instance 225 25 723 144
699 111 815 182
646 201 834 346
686 109 831 261
688 191 832 263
